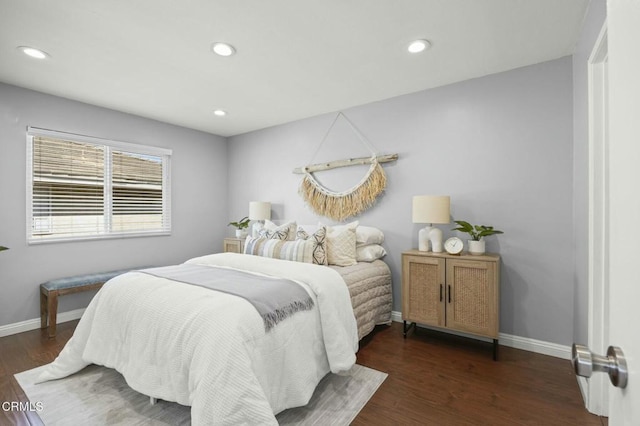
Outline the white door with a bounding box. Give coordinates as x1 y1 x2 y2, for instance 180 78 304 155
586 23 609 416
605 0 640 423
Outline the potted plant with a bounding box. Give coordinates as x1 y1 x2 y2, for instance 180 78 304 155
228 216 250 238
451 220 503 255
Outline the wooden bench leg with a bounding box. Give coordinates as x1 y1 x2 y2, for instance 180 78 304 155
47 290 58 338
40 288 48 329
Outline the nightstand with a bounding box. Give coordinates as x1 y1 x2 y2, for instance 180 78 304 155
223 237 245 253
402 250 500 360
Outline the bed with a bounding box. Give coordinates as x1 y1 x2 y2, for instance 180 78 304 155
330 259 392 339
34 252 391 424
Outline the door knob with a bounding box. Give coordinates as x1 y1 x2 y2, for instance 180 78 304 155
572 343 628 388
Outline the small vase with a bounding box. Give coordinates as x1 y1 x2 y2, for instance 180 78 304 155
235 229 245 238
468 239 485 255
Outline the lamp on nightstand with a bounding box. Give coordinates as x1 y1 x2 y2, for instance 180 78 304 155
249 201 271 237
412 195 450 252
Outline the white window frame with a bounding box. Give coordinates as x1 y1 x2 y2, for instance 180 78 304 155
26 126 172 244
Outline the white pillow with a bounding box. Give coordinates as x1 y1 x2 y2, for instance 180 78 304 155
325 224 357 267
356 244 387 262
355 226 384 247
324 220 359 233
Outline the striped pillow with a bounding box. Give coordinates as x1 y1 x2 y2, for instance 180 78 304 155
244 237 314 263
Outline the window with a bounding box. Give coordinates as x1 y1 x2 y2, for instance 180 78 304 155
27 127 171 243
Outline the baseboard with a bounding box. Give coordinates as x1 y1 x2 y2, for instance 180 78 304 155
391 311 571 360
0 308 85 338
577 375 589 406
2 309 571 360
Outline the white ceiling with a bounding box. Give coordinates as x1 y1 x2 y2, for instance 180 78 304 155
0 0 590 137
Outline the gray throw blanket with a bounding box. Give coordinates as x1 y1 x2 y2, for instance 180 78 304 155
137 264 314 331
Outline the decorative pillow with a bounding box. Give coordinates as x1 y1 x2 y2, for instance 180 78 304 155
244 237 314 263
355 226 384 247
356 244 387 262
259 227 289 240
296 225 328 265
264 220 297 241
325 225 357 267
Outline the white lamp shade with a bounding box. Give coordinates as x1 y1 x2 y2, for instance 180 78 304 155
249 201 271 221
412 195 450 224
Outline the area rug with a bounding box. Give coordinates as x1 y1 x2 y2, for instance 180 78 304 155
15 363 386 425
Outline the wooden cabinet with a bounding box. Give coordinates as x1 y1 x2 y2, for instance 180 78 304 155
402 250 500 359
223 237 245 253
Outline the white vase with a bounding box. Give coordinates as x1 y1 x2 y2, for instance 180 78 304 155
235 229 245 238
468 239 485 255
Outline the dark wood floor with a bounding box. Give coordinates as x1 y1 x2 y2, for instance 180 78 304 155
355 323 605 426
1 321 605 425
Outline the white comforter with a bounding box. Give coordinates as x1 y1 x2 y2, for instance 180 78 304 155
36 253 359 425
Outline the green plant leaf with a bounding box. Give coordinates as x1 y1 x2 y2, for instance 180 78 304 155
452 220 473 233
452 220 503 241
477 229 503 238
227 216 250 229
0 246 8 252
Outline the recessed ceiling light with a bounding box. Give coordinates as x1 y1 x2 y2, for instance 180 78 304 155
407 39 431 54
213 109 227 117
211 42 236 57
17 46 49 59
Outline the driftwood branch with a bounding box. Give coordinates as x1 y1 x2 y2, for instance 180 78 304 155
293 153 398 174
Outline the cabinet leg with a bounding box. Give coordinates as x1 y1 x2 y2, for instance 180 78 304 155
403 321 416 338
493 339 499 361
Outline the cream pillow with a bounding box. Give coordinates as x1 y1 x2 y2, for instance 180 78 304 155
325 224 357 267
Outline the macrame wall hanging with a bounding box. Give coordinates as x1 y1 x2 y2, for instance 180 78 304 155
293 112 398 221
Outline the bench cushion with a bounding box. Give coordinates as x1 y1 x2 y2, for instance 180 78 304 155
41 268 142 291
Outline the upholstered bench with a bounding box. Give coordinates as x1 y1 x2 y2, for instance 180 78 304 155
40 267 142 338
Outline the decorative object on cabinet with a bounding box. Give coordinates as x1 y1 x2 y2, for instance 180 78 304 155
412 195 450 253
223 237 245 254
249 201 271 237
444 237 463 255
293 112 398 221
451 220 503 255
401 250 500 360
228 216 250 238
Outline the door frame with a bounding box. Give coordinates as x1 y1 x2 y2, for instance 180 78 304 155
585 21 609 417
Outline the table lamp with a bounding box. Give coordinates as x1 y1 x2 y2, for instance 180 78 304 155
249 201 271 237
412 195 450 252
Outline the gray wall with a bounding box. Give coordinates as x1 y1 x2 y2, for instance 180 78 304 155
0 83 228 327
572 0 607 345
228 57 575 345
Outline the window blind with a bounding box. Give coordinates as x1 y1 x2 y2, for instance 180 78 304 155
27 128 171 243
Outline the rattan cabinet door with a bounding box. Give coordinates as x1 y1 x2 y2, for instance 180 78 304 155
402 254 446 328
445 258 498 338
223 238 244 253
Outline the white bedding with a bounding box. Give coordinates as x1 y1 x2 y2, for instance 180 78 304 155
35 253 359 425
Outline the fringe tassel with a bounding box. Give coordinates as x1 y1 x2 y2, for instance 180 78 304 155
262 297 315 331
299 163 387 221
